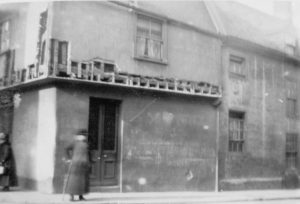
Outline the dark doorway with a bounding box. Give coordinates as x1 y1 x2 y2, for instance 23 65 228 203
88 98 120 186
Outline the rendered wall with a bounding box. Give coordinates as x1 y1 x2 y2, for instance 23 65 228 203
53 83 217 192
11 86 57 193
0 2 49 70
219 47 300 190
50 1 221 84
7 4 27 70
12 89 39 190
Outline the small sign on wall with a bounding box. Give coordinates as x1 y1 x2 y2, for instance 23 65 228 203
229 78 244 106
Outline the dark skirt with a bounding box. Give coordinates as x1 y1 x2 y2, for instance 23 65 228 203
65 162 89 195
0 158 17 187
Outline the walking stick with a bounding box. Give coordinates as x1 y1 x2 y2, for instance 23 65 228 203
62 159 73 201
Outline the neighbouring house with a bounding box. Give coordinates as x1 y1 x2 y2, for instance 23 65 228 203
0 1 222 193
206 1 300 190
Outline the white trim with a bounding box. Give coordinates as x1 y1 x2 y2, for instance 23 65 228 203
221 177 282 184
36 87 57 193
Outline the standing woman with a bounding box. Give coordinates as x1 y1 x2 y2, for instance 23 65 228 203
65 129 90 201
0 132 13 191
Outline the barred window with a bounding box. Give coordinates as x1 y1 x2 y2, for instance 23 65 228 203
286 133 298 168
136 14 165 62
229 111 245 152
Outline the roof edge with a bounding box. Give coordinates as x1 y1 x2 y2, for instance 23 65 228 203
108 1 220 39
223 35 300 65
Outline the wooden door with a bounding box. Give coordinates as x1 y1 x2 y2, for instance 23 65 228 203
89 98 119 186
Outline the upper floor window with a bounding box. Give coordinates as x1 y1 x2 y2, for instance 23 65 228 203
135 14 166 63
286 133 298 168
0 52 7 79
58 41 68 65
49 39 69 66
229 55 246 77
0 21 10 53
229 111 245 152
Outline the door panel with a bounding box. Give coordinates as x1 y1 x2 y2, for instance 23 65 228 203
88 98 119 186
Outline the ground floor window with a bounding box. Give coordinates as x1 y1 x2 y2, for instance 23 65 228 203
286 133 298 168
228 111 245 152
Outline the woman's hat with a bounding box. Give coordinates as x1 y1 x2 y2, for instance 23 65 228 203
0 133 7 140
76 129 88 136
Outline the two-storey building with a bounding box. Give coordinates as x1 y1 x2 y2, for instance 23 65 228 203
0 1 222 193
207 1 300 190
1 1 299 194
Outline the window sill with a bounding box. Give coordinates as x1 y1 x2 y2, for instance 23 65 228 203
229 72 246 79
228 151 245 158
134 56 168 66
286 116 299 120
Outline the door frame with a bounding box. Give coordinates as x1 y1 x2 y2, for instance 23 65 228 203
88 97 122 188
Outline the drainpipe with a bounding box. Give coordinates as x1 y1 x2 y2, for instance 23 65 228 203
213 98 221 192
214 40 224 192
215 107 220 192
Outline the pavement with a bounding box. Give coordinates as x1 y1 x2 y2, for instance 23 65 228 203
0 188 300 204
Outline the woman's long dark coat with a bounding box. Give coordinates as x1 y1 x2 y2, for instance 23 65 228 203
65 140 90 195
0 141 17 187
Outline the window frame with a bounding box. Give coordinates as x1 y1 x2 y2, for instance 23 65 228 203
0 20 10 54
285 133 298 168
229 55 246 78
285 78 298 119
134 12 168 65
228 111 246 153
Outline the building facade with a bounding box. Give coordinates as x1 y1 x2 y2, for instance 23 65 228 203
0 1 222 193
0 1 299 193
207 1 300 190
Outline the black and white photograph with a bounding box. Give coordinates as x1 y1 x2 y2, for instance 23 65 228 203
0 0 300 203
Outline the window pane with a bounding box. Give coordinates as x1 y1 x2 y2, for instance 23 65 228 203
229 119 233 131
150 19 162 39
58 42 68 65
103 105 116 151
229 130 233 140
229 111 245 152
41 41 46 65
137 16 149 29
240 131 244 140
136 37 146 56
137 27 150 37
0 21 9 52
286 134 298 167
136 15 164 61
148 39 162 59
0 53 7 78
229 56 245 76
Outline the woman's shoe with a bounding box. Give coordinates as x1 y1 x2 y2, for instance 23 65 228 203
69 194 74 201
79 195 86 201
2 186 9 191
